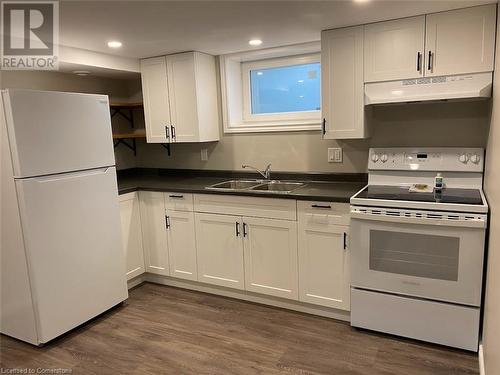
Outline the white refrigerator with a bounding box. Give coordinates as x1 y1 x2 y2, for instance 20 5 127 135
1 89 128 345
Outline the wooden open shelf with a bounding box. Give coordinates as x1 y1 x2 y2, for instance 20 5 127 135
109 102 143 109
112 130 146 139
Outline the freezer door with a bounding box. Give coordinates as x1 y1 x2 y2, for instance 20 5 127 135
16 167 128 343
2 89 115 178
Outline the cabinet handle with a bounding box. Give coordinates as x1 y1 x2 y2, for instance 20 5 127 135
165 125 170 139
322 118 326 135
243 223 248 237
343 232 347 250
311 204 331 209
168 194 184 199
416 52 421 72
428 51 433 71
165 215 170 229
171 125 176 141
235 222 240 237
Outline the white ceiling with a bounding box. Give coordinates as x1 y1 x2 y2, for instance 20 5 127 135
60 0 495 59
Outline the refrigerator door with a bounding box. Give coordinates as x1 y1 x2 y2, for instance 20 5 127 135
2 89 115 178
15 167 128 343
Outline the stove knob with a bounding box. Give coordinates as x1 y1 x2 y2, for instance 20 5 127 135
371 153 379 163
470 154 481 164
459 154 469 164
380 154 389 163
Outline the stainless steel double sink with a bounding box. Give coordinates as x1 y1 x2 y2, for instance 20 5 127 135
205 180 305 194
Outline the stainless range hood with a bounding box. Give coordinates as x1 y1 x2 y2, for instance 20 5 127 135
364 72 492 105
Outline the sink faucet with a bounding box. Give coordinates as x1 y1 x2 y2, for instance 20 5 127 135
242 163 272 180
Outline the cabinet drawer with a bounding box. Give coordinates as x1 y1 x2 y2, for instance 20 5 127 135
164 192 194 211
194 194 296 221
297 201 350 226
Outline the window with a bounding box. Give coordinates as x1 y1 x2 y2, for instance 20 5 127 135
242 54 321 124
220 42 322 133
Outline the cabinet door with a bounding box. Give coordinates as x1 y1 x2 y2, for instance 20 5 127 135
166 52 199 142
166 210 198 281
243 217 298 300
321 26 366 139
298 218 350 311
140 57 171 143
425 4 496 77
139 191 169 275
195 213 244 290
119 193 145 280
364 16 425 82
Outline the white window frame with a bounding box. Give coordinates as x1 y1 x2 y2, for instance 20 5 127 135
220 42 322 134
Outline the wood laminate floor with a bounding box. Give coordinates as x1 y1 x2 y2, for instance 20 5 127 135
0 282 479 375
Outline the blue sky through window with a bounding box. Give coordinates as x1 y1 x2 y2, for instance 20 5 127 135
250 62 321 115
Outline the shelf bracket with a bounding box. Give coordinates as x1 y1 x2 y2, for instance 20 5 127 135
114 138 137 156
111 108 134 125
160 143 171 156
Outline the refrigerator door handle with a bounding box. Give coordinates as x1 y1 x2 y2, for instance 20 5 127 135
18 167 114 183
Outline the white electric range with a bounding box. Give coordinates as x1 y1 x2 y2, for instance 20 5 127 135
349 147 488 351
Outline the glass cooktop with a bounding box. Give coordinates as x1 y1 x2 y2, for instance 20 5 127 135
356 185 484 205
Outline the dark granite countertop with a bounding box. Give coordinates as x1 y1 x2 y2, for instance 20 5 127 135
117 169 367 203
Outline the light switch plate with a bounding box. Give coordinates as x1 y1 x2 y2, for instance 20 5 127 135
201 148 208 161
328 147 342 163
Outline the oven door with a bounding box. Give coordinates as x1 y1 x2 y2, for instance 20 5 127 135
350 207 486 307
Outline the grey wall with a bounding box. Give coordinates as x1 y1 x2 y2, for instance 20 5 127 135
482 10 500 375
136 100 491 173
1 70 141 170
0 70 491 174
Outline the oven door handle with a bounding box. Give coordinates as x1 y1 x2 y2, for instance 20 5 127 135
350 211 486 229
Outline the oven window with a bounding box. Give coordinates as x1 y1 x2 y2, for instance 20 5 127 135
369 230 459 281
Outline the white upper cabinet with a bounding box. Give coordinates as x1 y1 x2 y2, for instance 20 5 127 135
119 192 145 281
363 5 496 82
321 26 367 139
140 57 172 143
139 191 169 276
425 5 496 77
140 52 220 143
243 217 298 300
364 16 425 83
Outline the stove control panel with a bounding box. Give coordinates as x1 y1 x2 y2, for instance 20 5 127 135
369 148 484 172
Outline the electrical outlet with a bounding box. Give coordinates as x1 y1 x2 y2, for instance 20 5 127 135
201 148 209 161
328 147 342 163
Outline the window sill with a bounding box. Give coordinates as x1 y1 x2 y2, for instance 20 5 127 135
224 121 321 134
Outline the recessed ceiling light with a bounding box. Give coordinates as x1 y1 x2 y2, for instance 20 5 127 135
353 0 370 3
249 39 262 47
72 70 90 76
107 41 122 48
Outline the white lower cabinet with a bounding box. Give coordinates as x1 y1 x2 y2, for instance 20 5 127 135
194 213 245 290
297 202 351 310
166 210 198 281
139 191 169 275
131 192 351 312
119 192 145 280
243 217 298 300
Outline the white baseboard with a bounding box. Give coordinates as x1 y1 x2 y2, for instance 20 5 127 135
479 342 485 375
127 274 146 290
128 272 350 322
